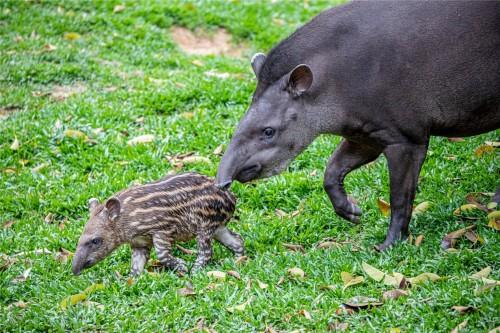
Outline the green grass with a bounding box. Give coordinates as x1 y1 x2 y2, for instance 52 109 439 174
1 1 499 332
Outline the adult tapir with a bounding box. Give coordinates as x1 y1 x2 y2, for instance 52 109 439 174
215 1 500 250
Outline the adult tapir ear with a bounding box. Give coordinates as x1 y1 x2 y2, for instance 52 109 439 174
287 64 313 96
88 198 99 212
251 52 266 78
105 197 121 222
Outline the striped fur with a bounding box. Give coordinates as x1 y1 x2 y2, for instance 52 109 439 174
72 172 244 276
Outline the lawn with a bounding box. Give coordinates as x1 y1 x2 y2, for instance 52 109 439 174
0 1 499 332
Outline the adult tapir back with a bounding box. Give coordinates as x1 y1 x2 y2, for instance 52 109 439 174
216 1 500 250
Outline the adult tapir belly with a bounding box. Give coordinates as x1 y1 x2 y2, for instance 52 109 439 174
215 1 500 251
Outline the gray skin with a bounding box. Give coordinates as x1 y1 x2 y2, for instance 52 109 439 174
216 1 500 251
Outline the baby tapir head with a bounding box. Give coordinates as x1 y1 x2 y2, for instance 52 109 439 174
72 197 123 275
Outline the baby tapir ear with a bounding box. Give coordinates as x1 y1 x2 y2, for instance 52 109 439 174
251 52 266 78
105 197 121 222
88 198 99 212
287 64 313 96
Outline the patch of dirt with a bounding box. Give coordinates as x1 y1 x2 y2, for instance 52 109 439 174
0 106 21 119
50 83 86 101
170 26 245 57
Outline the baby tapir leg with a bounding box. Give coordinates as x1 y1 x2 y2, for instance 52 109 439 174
130 236 152 276
153 232 187 273
192 233 214 272
214 226 245 257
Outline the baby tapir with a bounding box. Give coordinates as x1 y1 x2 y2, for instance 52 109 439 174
72 172 244 276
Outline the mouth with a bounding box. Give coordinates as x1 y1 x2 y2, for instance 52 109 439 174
235 164 262 183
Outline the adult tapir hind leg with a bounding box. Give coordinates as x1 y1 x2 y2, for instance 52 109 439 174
375 143 428 251
324 139 382 223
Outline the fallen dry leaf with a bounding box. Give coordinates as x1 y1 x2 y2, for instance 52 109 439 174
335 305 355 316
64 129 88 141
213 144 224 156
328 321 349 331
31 162 49 173
341 271 365 290
382 289 408 301
464 230 483 245
207 271 226 281
113 4 125 13
63 32 81 41
283 243 305 253
377 198 391 216
413 201 431 216
43 43 57 52
362 262 385 282
343 296 383 309
127 277 134 286
227 270 241 280
60 293 86 310
0 254 17 271
448 137 465 142
451 319 468 333
10 137 20 150
317 241 341 250
11 267 31 284
383 272 408 289
488 327 500 333
235 255 248 265
487 211 500 230
275 209 288 218
451 305 475 314
256 280 269 289
408 272 441 285
474 145 494 157
127 134 155 146
441 225 476 249
298 309 312 320
9 301 27 309
82 301 104 310
470 266 492 280
226 296 253 313
51 83 86 100
287 267 305 279
177 287 196 297
83 283 105 295
54 248 73 264
3 220 15 229
453 204 482 216
475 282 498 296
414 234 424 247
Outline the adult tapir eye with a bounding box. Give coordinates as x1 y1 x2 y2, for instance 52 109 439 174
263 127 275 138
91 238 102 246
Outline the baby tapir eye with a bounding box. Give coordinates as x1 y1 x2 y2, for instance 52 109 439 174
263 127 275 138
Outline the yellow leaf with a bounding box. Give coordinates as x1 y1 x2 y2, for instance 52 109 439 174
287 267 305 279
226 296 253 313
408 273 440 285
341 271 364 289
113 4 125 13
256 280 268 289
207 271 226 281
64 129 88 140
453 204 481 216
487 211 500 230
317 241 341 249
63 32 81 41
377 198 391 216
362 262 385 282
83 283 104 295
441 225 476 249
127 134 155 146
414 234 424 247
298 309 312 320
470 266 492 280
60 293 86 310
413 201 431 216
451 320 468 333
180 112 194 119
474 145 494 157
341 271 353 285
180 155 211 164
10 137 19 150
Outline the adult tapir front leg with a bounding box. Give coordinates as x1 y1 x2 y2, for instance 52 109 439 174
324 139 382 223
375 143 428 251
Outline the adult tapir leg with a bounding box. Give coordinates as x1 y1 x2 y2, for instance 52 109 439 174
375 143 428 251
324 139 382 223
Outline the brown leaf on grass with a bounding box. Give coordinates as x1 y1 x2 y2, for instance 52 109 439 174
3 220 15 229
9 301 27 309
113 4 125 13
166 152 211 168
451 320 468 333
335 305 355 316
282 243 305 253
175 244 195 255
170 26 246 57
276 276 285 286
474 145 494 157
32 162 49 173
213 144 224 156
207 271 226 281
298 309 312 320
0 254 17 271
362 262 385 282
51 83 86 100
177 287 196 297
487 211 500 230
464 230 483 245
54 248 73 264
263 325 279 333
63 32 81 41
43 43 57 52
465 194 490 212
275 209 288 218
256 280 268 289
377 198 391 216
343 296 383 309
453 204 483 217
341 271 364 289
413 201 431 216
126 277 134 286
475 282 498 296
383 272 409 289
488 327 500 333
327 321 349 331
127 134 155 146
227 270 241 280
317 241 342 250
407 272 441 285
226 296 254 313
10 137 20 150
64 129 89 141
451 306 475 314
287 267 305 279
319 284 338 291
44 213 55 224
448 137 465 142
382 289 409 301
470 266 492 280
414 234 424 247
11 268 32 284
441 225 476 249
235 255 248 265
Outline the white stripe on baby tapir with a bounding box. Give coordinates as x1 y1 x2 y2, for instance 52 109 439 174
131 182 213 204
128 194 227 217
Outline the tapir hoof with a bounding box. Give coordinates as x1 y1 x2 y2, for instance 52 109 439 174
374 231 409 251
334 201 362 224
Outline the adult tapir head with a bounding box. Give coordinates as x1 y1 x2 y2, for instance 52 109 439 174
216 53 318 188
